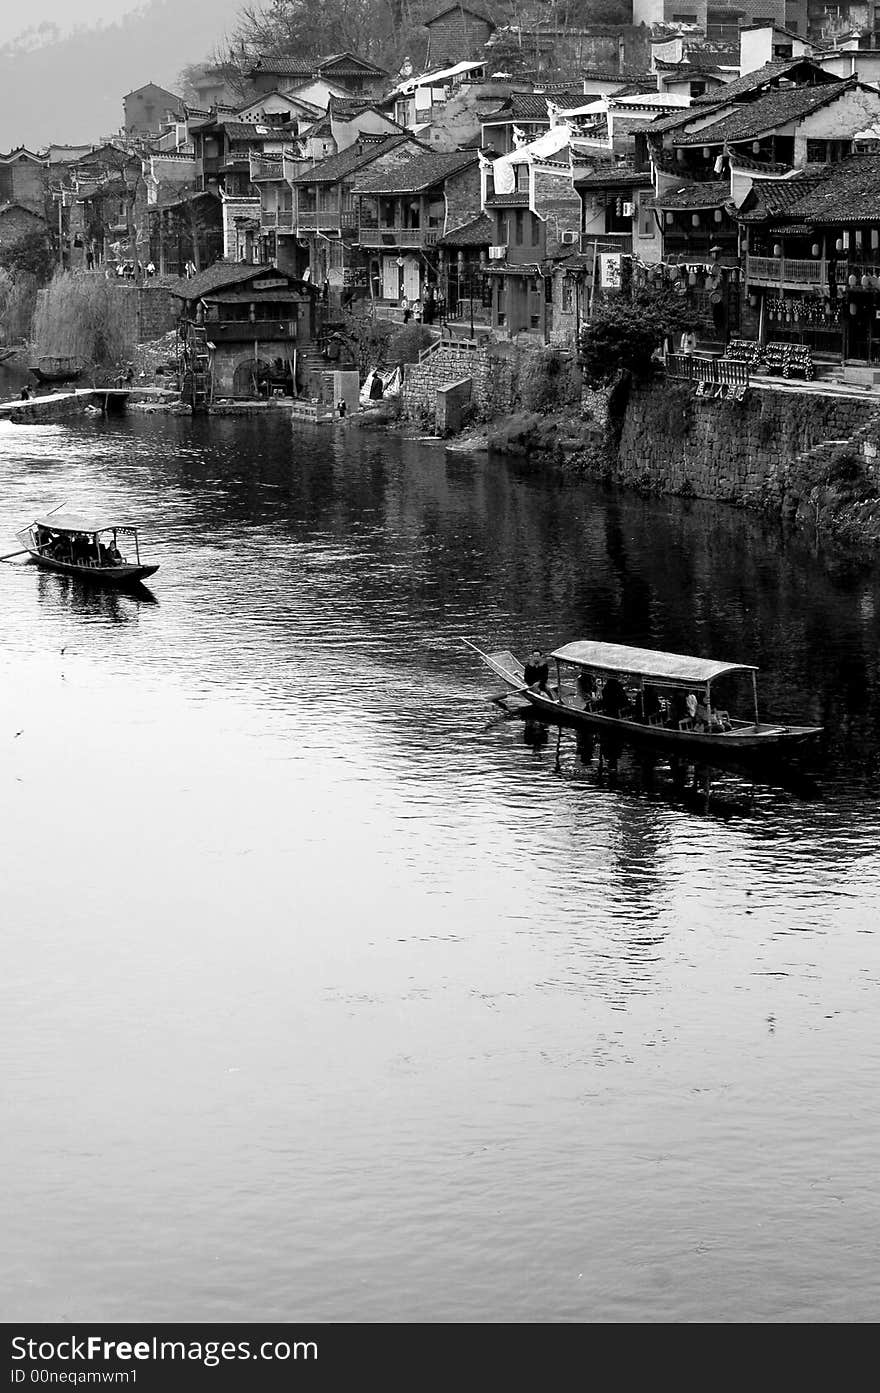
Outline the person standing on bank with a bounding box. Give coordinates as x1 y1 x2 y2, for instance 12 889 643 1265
523 649 551 695
680 326 697 356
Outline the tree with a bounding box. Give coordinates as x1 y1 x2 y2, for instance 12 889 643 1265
0 228 55 285
578 289 691 384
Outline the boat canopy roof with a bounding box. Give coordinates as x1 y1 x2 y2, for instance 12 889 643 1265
551 640 757 685
34 513 136 534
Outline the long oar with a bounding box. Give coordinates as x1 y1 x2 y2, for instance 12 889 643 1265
0 548 29 562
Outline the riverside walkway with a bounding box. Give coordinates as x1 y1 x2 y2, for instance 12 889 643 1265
0 388 135 423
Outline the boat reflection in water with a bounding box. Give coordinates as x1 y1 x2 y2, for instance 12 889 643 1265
512 717 822 822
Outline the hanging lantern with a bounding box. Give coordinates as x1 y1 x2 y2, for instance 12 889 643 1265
692 213 700 227
714 209 723 223
862 274 871 289
873 231 879 251
848 274 858 288
811 243 820 258
702 146 711 158
752 141 761 154
836 237 845 253
850 302 858 315
749 293 758 308
688 270 697 285
665 211 674 225
825 303 833 318
773 243 782 257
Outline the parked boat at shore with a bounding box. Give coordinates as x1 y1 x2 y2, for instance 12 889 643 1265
15 512 158 585
464 638 823 757
29 355 83 384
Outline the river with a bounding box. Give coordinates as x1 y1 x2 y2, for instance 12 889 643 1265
1 390 879 1323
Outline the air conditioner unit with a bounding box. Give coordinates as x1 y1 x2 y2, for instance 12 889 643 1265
560 231 578 244
622 201 634 218
488 244 507 259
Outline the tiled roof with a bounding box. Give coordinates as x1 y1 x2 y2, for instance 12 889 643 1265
292 135 412 185
652 179 730 210
575 163 650 188
353 149 478 193
674 80 853 146
424 3 494 24
169 261 309 302
318 51 388 77
780 154 880 223
735 172 824 222
436 213 493 246
251 58 312 78
692 57 835 104
483 91 582 121
632 104 725 137
220 121 278 141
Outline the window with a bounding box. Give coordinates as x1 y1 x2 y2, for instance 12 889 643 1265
638 192 655 239
529 212 540 246
562 279 574 312
514 210 524 245
690 81 706 97
806 139 828 163
513 164 528 193
671 13 698 21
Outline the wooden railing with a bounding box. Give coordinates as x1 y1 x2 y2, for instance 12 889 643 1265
666 353 750 389
359 226 440 248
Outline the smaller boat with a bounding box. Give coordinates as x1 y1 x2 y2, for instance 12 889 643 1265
464 638 823 758
16 512 159 585
29 355 83 384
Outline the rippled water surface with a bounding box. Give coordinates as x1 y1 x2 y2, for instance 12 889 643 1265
1 391 879 1323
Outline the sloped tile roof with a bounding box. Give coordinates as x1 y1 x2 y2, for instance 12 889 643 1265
292 135 413 185
632 103 726 137
483 91 583 121
424 3 494 24
692 57 836 104
437 213 493 246
353 149 478 193
674 80 853 146
780 154 880 223
735 171 823 222
575 163 651 188
652 179 730 210
169 261 310 302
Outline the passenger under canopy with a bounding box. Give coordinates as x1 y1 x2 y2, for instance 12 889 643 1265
550 640 757 687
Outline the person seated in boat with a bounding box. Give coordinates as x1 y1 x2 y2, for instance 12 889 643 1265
106 539 123 565
600 676 629 719
694 696 711 731
523 650 551 696
576 672 596 709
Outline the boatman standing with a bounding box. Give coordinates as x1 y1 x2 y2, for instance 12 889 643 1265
523 650 551 695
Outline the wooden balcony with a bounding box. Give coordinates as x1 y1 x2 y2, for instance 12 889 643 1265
206 322 299 343
746 255 851 289
358 226 440 248
261 209 294 230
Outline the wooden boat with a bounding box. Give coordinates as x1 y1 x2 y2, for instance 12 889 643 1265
463 638 823 757
30 355 83 384
16 512 159 585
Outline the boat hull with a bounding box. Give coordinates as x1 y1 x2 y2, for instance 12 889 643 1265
518 691 822 755
22 549 158 586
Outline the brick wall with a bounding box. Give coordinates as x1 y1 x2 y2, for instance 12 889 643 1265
533 167 581 257
426 13 495 65
444 163 482 236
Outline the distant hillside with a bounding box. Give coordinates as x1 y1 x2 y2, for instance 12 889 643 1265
0 0 241 150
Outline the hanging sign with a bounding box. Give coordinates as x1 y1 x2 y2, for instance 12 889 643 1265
599 252 622 289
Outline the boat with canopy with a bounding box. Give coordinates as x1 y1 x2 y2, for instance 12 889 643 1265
463 638 823 754
16 512 159 585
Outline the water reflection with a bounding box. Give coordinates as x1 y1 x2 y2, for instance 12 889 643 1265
1 409 880 1323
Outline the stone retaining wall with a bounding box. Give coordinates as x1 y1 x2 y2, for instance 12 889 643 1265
615 380 880 512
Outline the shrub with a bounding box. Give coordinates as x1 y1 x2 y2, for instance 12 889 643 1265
578 288 692 385
388 322 435 363
518 348 582 412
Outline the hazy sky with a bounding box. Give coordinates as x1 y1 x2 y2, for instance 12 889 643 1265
0 0 244 148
